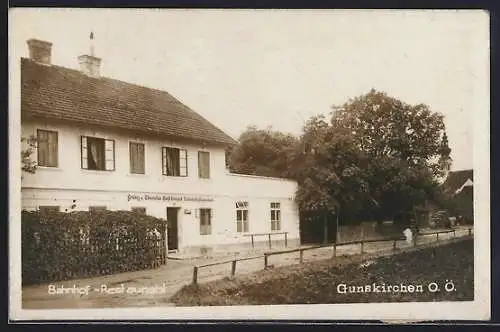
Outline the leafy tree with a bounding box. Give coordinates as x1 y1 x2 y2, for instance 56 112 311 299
330 89 452 227
228 125 300 178
21 135 37 175
331 89 451 178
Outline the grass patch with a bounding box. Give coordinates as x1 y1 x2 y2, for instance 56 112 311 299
170 239 474 306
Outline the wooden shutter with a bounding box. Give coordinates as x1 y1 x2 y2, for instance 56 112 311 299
104 139 115 171
48 131 58 167
179 149 187 176
161 147 167 175
138 143 145 173
81 136 88 169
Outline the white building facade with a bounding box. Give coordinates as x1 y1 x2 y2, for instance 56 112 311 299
19 38 301 255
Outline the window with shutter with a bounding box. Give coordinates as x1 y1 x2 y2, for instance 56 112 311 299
81 136 115 171
37 129 58 167
198 151 210 179
162 147 188 177
130 142 145 174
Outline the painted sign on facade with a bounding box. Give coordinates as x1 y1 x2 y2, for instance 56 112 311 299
127 193 214 203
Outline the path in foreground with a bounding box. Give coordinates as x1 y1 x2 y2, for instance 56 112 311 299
21 228 470 309
171 238 474 306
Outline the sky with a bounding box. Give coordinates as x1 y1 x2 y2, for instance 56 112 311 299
10 9 489 171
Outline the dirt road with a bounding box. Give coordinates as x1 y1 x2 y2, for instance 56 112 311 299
21 227 472 309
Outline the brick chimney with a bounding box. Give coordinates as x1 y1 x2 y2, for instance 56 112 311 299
78 54 101 78
27 39 52 65
78 32 101 78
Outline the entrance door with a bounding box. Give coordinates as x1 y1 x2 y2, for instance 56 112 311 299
166 207 179 251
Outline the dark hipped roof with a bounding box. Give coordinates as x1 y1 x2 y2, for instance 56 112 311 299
442 169 473 194
21 58 236 146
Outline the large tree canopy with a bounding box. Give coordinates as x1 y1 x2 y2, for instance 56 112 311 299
331 89 451 178
227 125 300 178
227 89 452 228
328 90 451 224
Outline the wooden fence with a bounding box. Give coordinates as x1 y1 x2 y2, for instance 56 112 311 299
191 227 473 284
243 231 289 249
192 255 264 284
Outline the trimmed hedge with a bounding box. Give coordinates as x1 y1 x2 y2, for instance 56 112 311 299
22 210 167 285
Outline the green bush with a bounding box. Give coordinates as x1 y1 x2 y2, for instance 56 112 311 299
22 210 167 285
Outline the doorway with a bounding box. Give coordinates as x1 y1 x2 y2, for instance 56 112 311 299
166 207 180 251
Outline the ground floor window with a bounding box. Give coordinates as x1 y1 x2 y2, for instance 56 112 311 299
39 206 60 213
271 202 281 231
89 206 107 213
199 208 212 235
131 207 146 215
236 201 249 233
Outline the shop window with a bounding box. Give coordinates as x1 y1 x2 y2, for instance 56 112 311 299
81 136 115 171
37 129 58 167
271 202 281 231
39 206 60 213
236 201 249 233
131 207 146 215
129 142 145 174
198 151 210 179
199 208 212 235
162 147 187 177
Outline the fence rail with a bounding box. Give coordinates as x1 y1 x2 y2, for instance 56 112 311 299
264 235 407 267
243 231 289 249
192 255 264 284
191 227 473 284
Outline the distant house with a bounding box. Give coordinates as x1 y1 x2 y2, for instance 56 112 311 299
441 169 474 223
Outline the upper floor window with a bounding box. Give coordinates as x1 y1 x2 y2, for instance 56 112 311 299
198 151 210 179
37 129 58 167
162 147 187 177
236 201 249 233
129 142 145 174
81 136 115 171
271 202 281 231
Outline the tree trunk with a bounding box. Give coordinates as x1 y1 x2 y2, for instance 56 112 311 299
323 212 328 245
335 207 340 243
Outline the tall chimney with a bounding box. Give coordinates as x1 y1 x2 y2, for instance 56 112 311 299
27 39 52 65
78 32 101 78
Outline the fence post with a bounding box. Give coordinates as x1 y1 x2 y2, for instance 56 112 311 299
264 253 268 268
231 260 237 276
251 235 254 249
268 234 272 249
436 233 439 242
361 241 364 254
192 266 198 284
468 228 472 236
453 229 456 238
332 244 337 258
393 239 397 250
299 249 304 263
285 232 288 247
